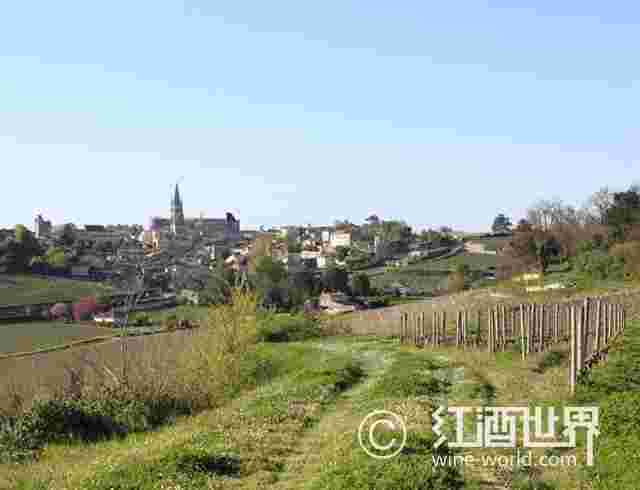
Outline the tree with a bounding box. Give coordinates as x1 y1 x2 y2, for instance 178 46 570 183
14 224 29 244
45 247 68 269
288 270 317 306
491 214 512 234
322 267 349 293
249 233 274 274
610 241 640 281
527 198 583 231
504 230 539 274
380 220 411 242
4 225 41 272
30 255 46 270
255 256 287 285
253 256 288 308
538 236 562 272
605 187 640 242
419 229 442 244
287 235 302 254
351 273 371 297
335 246 350 262
95 293 112 309
586 187 615 225
200 272 233 305
59 224 76 246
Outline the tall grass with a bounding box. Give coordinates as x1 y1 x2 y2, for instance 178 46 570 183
0 290 268 462
178 289 259 408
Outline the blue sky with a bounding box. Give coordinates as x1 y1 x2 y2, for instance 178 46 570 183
1 1 639 231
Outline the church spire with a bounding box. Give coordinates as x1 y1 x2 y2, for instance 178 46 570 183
171 182 185 233
173 183 182 208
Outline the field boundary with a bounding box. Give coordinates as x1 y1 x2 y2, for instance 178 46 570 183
0 335 118 360
0 324 193 361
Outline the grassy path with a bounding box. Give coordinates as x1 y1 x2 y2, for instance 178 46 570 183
268 340 395 489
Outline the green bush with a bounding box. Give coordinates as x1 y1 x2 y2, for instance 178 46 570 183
351 273 372 297
257 314 323 342
533 351 566 374
572 250 624 282
131 312 153 327
0 393 192 463
367 296 391 308
332 361 365 392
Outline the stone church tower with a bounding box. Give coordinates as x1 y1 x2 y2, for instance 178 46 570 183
170 183 185 234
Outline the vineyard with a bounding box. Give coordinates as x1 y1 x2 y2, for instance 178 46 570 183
399 296 626 394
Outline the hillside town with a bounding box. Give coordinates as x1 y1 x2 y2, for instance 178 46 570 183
0 182 518 322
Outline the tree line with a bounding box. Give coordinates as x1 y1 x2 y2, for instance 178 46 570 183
498 185 640 285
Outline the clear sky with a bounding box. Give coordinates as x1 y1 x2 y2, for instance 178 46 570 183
1 1 639 232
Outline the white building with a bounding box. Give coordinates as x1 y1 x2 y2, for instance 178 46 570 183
34 214 52 238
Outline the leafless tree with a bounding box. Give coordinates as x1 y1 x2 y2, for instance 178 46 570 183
584 187 615 225
527 198 581 231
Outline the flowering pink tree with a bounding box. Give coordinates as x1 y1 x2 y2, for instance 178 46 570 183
72 297 99 321
49 303 69 320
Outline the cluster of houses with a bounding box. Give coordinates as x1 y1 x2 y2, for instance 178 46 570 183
23 186 451 313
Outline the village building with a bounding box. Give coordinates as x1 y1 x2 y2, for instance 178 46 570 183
34 214 52 238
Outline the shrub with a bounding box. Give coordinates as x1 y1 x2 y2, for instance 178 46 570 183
572 249 624 282
0 391 192 463
351 273 371 297
610 241 640 281
131 312 152 327
367 296 391 308
257 314 323 342
94 293 112 309
177 290 259 408
533 351 566 374
332 361 365 392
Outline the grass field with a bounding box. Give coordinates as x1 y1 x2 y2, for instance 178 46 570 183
1 291 638 488
3 325 625 489
468 235 512 252
0 274 112 306
0 321 115 355
139 305 210 324
371 252 501 292
416 252 500 271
